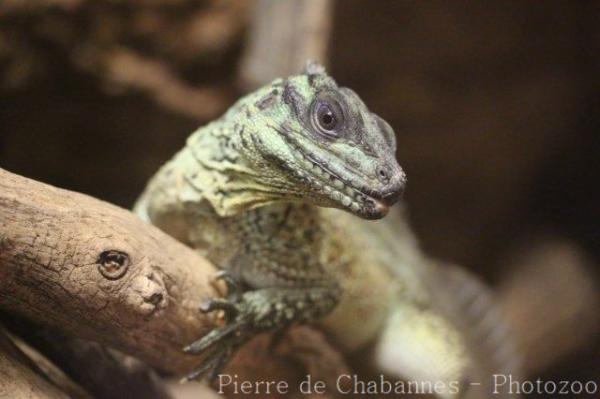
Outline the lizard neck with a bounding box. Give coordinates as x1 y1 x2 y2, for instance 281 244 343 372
179 121 293 217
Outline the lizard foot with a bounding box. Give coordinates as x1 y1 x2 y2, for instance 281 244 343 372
181 271 249 382
181 334 240 383
181 283 339 382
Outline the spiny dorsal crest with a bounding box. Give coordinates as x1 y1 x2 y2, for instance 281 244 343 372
302 60 326 76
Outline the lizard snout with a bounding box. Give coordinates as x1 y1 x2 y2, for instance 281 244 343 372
378 167 406 207
381 186 403 207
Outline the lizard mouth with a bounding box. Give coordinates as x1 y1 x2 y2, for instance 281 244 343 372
292 149 397 220
269 124 401 219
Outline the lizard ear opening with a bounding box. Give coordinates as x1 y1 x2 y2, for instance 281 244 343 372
303 60 326 76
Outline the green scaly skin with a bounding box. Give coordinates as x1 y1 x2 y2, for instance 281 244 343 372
135 63 405 381
136 64 522 398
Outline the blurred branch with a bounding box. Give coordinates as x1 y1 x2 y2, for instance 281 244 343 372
498 235 600 375
239 0 333 89
0 330 68 399
1 0 251 119
0 0 81 14
75 46 231 121
5 321 171 399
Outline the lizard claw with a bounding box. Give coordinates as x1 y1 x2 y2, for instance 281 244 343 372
199 298 238 321
182 315 246 383
183 319 243 354
214 270 242 301
182 285 337 383
181 272 249 383
180 343 235 383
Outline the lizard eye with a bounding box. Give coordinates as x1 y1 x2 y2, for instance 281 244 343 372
317 104 337 130
311 97 344 138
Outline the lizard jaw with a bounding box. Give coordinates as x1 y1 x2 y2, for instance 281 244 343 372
264 124 402 219
291 152 394 220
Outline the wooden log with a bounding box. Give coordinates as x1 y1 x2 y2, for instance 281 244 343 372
0 331 67 399
0 167 218 374
0 168 351 396
498 235 600 374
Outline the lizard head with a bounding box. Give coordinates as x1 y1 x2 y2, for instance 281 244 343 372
243 62 406 220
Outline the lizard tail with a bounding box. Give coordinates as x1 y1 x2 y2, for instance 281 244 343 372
375 264 523 399
435 264 523 399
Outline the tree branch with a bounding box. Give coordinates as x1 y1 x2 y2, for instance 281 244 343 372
0 168 351 397
0 167 218 374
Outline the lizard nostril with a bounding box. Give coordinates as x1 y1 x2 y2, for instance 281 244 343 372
377 168 390 183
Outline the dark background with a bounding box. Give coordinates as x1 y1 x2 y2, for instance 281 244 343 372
1 1 599 395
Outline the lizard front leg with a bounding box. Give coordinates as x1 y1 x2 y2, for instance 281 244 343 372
182 273 340 382
181 203 338 382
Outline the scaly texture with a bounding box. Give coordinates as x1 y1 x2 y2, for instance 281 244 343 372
135 62 405 380
136 64 520 397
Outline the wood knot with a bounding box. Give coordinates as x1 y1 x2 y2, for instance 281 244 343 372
97 250 129 280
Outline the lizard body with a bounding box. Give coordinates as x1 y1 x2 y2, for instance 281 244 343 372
135 63 405 379
135 64 519 397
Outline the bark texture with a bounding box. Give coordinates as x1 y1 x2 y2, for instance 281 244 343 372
0 167 219 374
0 168 351 397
